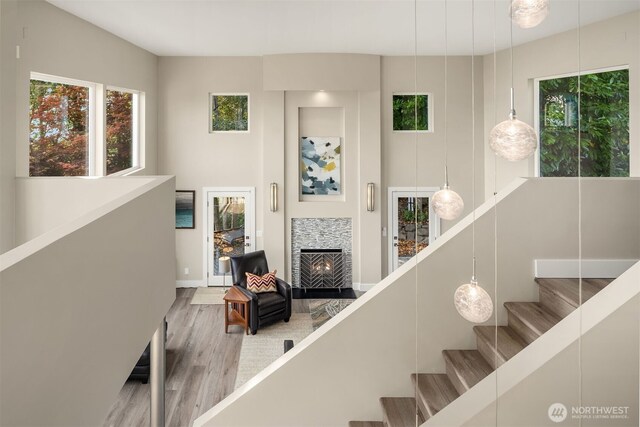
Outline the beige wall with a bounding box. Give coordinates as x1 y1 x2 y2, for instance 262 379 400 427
381 56 485 276
14 176 156 244
14 0 159 177
158 56 264 283
483 11 640 199
0 0 17 253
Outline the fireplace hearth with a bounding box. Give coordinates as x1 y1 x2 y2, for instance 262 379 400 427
300 249 344 290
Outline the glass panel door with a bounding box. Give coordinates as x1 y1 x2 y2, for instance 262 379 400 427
206 189 255 285
388 188 440 273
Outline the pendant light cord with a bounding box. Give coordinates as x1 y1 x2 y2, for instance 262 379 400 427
492 0 499 423
577 0 583 424
444 0 449 185
471 0 477 280
413 0 419 422
509 6 515 115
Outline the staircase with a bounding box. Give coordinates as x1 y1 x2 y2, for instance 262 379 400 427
349 277 612 427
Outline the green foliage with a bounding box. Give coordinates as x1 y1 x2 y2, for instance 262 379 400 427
401 207 428 224
539 70 629 177
211 95 248 131
29 80 89 176
393 94 429 131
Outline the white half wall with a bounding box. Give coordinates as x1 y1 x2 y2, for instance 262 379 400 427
194 178 640 426
0 176 176 426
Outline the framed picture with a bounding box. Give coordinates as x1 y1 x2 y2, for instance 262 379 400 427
300 136 341 195
392 93 433 132
209 93 249 133
176 190 196 229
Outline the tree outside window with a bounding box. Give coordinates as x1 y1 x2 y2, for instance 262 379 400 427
538 69 629 177
106 89 134 175
29 80 90 176
210 94 249 132
392 94 430 131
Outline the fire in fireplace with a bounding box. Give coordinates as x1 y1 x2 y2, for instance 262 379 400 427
300 249 344 289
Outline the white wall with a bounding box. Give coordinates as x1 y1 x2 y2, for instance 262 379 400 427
158 56 264 284
14 0 159 177
0 0 17 253
0 176 176 426
14 176 156 244
483 11 640 199
194 178 640 426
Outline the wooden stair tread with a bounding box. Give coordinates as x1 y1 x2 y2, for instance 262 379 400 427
380 397 425 426
442 350 493 393
411 373 459 419
536 278 612 308
349 422 384 427
473 326 527 367
505 302 560 337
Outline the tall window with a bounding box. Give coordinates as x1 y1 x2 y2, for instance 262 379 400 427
106 89 137 175
537 68 629 177
29 73 142 177
209 94 249 132
30 78 92 176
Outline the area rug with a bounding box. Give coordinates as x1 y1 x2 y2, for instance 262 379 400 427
308 299 355 330
190 287 227 305
234 313 314 389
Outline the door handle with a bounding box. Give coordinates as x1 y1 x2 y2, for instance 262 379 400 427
393 243 398 247
245 243 250 247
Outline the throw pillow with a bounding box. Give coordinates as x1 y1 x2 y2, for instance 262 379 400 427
246 270 277 293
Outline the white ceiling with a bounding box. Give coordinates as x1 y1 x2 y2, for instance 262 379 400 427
46 0 640 56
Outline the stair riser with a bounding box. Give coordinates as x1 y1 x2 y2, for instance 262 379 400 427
539 286 575 319
476 336 505 370
410 376 432 420
507 312 540 345
444 357 468 396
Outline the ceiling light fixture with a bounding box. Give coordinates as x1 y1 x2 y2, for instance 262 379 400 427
454 0 493 324
433 0 464 221
489 3 538 162
510 0 550 29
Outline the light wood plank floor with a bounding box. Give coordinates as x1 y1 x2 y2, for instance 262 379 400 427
104 288 311 427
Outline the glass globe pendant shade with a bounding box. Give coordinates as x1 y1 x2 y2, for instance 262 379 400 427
489 115 537 162
432 186 464 221
510 0 550 29
454 280 493 323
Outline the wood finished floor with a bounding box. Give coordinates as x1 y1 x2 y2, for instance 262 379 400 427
103 288 311 427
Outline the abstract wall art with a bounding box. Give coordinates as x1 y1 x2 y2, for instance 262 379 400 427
300 136 341 195
175 190 195 229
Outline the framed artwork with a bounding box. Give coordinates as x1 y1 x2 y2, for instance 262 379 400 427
209 94 249 132
176 190 196 229
300 136 341 195
392 93 433 132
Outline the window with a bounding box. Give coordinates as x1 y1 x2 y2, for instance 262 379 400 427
536 68 629 177
29 77 93 176
106 88 138 175
29 73 142 177
209 94 249 132
392 93 432 132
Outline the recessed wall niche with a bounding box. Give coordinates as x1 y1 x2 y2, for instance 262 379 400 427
298 106 345 202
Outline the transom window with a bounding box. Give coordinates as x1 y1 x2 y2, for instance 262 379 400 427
209 94 249 132
29 72 143 177
536 68 630 177
392 93 433 132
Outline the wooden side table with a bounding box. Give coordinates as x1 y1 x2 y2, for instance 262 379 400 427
223 286 250 335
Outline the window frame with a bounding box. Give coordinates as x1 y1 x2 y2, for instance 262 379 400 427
30 72 98 176
533 65 630 177
104 85 141 176
208 93 251 134
391 92 434 133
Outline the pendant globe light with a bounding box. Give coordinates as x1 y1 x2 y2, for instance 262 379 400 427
489 6 538 162
454 0 493 324
432 0 464 221
510 0 550 29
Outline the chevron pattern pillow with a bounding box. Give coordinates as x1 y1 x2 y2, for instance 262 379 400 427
246 270 278 294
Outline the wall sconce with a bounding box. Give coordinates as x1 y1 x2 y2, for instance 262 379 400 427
270 183 278 212
367 183 375 212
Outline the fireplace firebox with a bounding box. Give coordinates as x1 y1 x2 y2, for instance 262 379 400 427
299 249 344 290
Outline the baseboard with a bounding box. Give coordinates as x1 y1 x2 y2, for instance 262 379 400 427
353 283 376 292
176 280 206 288
535 259 638 279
